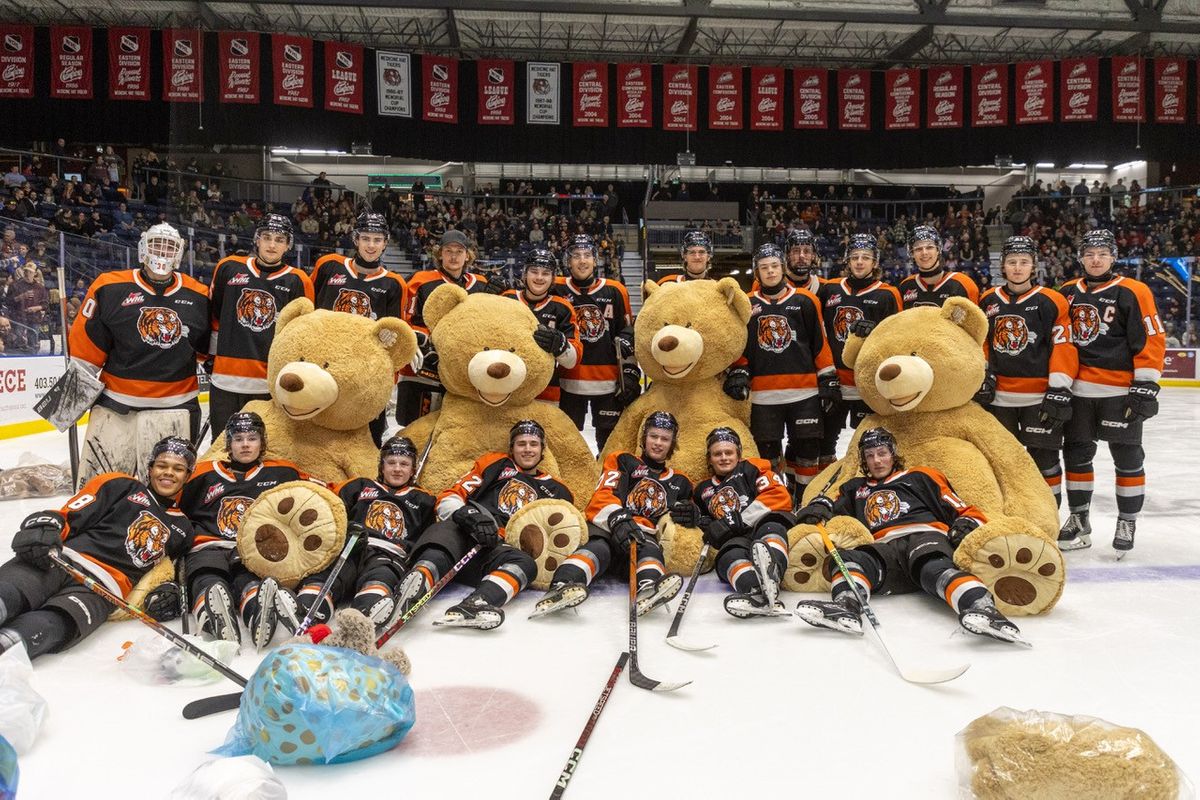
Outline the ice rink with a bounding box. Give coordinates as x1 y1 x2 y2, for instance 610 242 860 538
3 388 1198 798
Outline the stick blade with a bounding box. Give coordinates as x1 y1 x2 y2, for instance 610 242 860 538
629 667 691 693
182 691 243 719
665 635 717 652
899 663 970 685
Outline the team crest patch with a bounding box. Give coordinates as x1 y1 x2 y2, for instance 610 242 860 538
1070 303 1107 346
137 307 184 348
757 314 794 353
832 306 863 343
365 499 406 541
332 288 373 318
863 490 909 529
125 510 170 568
498 478 539 516
216 495 253 539
576 304 607 342
707 485 743 521
627 478 668 520
992 315 1036 355
236 288 277 332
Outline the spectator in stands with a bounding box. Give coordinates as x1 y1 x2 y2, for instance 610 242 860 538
144 173 168 206
3 166 27 190
7 264 48 353
311 171 332 203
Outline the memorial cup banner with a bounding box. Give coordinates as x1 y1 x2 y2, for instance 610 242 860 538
1059 57 1098 122
50 26 93 99
884 68 918 130
273 34 313 108
749 67 783 131
573 62 609 127
1015 60 1052 124
837 69 870 130
663 64 698 131
926 64 963 129
162 29 202 102
526 62 560 124
793 68 828 129
616 63 651 127
971 63 1007 127
325 41 364 114
0 25 33 98
708 65 743 130
376 51 412 117
422 55 458 123
1111 56 1144 122
476 59 514 124
108 27 149 100
217 32 259 104
1154 58 1185 124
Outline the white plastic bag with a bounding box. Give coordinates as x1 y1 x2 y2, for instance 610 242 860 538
117 633 239 686
0 643 48 754
168 755 286 800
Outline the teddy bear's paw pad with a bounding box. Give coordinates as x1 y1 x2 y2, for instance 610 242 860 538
504 499 588 590
238 481 348 586
966 533 1064 617
783 530 831 593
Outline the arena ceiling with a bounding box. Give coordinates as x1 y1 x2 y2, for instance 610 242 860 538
4 0 1200 66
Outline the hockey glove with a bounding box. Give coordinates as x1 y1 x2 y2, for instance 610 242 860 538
615 365 642 408
533 324 569 357
1124 381 1160 422
1039 387 1074 425
143 581 182 622
699 517 736 549
607 509 646 553
818 373 841 414
973 368 997 406
796 496 835 526
848 317 877 339
723 368 751 401
13 511 65 571
669 500 699 528
948 516 982 549
614 327 635 361
451 504 500 548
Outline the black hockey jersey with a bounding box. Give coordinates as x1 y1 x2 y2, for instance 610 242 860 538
693 458 792 532
554 276 632 395
436 453 574 532
899 271 979 309
402 269 494 383
818 278 903 398
587 452 694 535
742 285 834 404
178 459 308 549
336 477 436 560
1059 276 1166 398
750 274 824 295
830 466 986 543
502 289 582 401
979 285 1078 406
312 253 407 321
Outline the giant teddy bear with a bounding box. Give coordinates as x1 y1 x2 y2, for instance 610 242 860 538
790 297 1065 616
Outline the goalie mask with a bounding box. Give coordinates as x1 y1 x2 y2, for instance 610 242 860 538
138 223 185 279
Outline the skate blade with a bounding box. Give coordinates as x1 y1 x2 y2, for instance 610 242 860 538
528 588 587 620
1057 535 1092 551
793 606 864 636
960 615 1032 648
433 614 503 630
666 635 717 652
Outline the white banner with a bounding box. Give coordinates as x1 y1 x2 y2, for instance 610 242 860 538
0 356 67 437
527 62 560 125
376 51 412 117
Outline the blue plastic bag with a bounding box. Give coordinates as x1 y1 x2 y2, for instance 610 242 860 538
0 734 17 800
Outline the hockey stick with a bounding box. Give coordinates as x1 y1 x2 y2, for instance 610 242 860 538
627 539 690 692
375 544 482 648
665 544 715 652
292 525 365 636
182 690 242 719
548 651 629 799
176 554 190 635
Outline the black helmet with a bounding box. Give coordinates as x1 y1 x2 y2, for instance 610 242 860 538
564 234 597 261
509 419 547 446
254 213 294 247
1001 235 1038 261
786 228 815 249
857 427 899 476
706 426 742 454
353 211 389 237
844 233 879 263
680 230 713 258
642 411 679 459
909 225 941 249
523 248 558 273
147 435 197 474
1078 228 1117 258
378 435 418 484
225 411 266 444
752 243 785 271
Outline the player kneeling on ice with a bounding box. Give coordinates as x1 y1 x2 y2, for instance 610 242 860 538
533 411 692 620
695 427 795 618
0 437 195 660
794 427 1026 646
397 420 572 630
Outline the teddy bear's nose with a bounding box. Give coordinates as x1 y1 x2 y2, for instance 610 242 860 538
879 363 902 381
279 372 305 392
657 335 679 352
487 362 511 379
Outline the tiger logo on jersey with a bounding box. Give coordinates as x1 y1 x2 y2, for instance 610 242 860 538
707 485 743 521
136 307 183 349
757 314 794 353
832 306 864 343
863 490 909 530
498 478 539 516
216 495 253 540
236 288 277 332
333 288 374 318
1069 303 1107 346
125 510 170 568
992 314 1036 355
365 500 405 541
627 478 668 520
576 304 607 343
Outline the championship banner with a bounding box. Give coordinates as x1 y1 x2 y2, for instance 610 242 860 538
526 62 560 125
837 69 869 130
325 42 364 114
616 63 651 127
1060 57 1098 122
1015 60 1051 124
926 64 964 129
1111 56 1144 122
749 67 783 131
476 59 514 124
108 27 149 100
663 64 698 131
884 68 918 130
162 29 202 102
376 51 411 117
573 62 608 127
971 63 1007 127
272 35 313 108
1154 58 1185 124
422 55 458 123
217 32 259 104
793 68 828 129
0 25 34 98
50 26 92 99
708 65 743 130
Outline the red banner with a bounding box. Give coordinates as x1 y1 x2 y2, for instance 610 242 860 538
970 64 1007 127
0 25 34 98
1015 60 1052 124
708 65 742 130
475 59 514 124
573 62 608 127
108 27 149 100
1154 58 1186 124
325 42 364 114
217 32 258 104
793 68 827 129
884 68 918 130
1111 56 1144 122
837 69 870 130
616 63 650 128
272 35 313 108
749 67 783 131
422 55 457 122
663 65 698 131
50 26 92 99
926 65 964 128
1060 57 1098 122
162 29 202 102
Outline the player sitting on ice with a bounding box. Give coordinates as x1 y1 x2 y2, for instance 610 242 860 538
694 427 795 619
532 411 692 620
395 420 572 630
1 437 195 660
793 427 1026 646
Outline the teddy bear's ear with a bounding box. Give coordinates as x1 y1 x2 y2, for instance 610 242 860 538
276 297 314 332
642 280 659 299
423 283 470 332
940 297 988 346
372 317 420 372
716 277 752 325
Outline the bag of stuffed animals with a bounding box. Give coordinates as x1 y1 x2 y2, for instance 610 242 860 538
118 634 240 686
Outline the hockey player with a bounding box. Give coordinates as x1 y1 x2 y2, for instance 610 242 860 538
794 427 1025 645
395 420 571 629
503 248 581 403
1 436 195 659
177 412 311 649
532 411 692 619
208 213 313 437
816 233 902 467
898 224 979 309
725 243 838 502
977 235 1078 507
657 229 713 283
1057 229 1165 556
693 427 795 618
784 227 823 294
554 234 635 448
68 223 210 484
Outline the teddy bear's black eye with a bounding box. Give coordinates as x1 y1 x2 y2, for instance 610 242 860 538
298 356 305 362
911 351 917 356
509 349 515 353
322 361 329 370
482 347 490 352
685 322 692 329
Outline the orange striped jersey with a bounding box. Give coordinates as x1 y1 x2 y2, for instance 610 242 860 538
209 255 313 395
830 466 986 544
742 285 834 404
817 278 902 396
502 289 582 402
1059 275 1166 397
312 253 407 320
404 269 493 335
587 451 694 535
553 276 633 396
899 270 979 309
55 472 193 598
693 458 792 530
336 477 435 558
69 269 210 410
979 285 1078 406
177 459 309 549
436 452 574 532
751 274 824 296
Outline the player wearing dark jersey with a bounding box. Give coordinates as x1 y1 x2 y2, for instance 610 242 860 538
794 428 1025 645
898 224 979 309
1 437 195 660
694 428 795 618
1057 229 1165 557
503 249 582 403
657 229 714 284
208 214 313 437
784 227 823 294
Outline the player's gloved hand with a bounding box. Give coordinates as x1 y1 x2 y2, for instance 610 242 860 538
973 368 997 406
13 511 65 571
723 368 750 401
614 327 635 361
818 373 841 414
1124 380 1160 422
699 516 736 549
143 580 182 622
796 496 835 525
669 500 698 528
607 509 645 553
1039 387 1074 425
615 365 642 407
533 324 569 357
848 317 877 338
452 505 500 547
478 278 505 295
948 516 982 549
419 346 440 379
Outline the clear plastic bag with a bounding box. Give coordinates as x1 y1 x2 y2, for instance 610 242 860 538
117 633 240 686
0 453 72 500
168 755 286 800
956 706 1195 799
0 644 47 754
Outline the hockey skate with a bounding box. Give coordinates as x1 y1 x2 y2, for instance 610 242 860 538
434 593 504 630
395 570 430 617
635 573 683 617
794 594 864 635
959 599 1030 647
750 540 782 608
528 582 588 619
1113 518 1136 559
1057 511 1092 551
723 591 787 619
247 578 280 650
196 584 241 648
353 594 396 632
274 586 304 634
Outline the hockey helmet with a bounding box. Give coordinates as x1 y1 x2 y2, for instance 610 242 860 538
752 243 785 271
380 435 418 462
1001 235 1038 261
225 411 267 450
857 427 901 476
680 229 713 258
564 234 597 262
785 228 816 250
138 223 185 278
523 248 558 274
147 435 197 473
353 211 390 238
843 233 879 263
510 419 546 446
1079 228 1117 258
909 225 942 249
705 426 742 455
642 410 680 459
255 213 294 247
